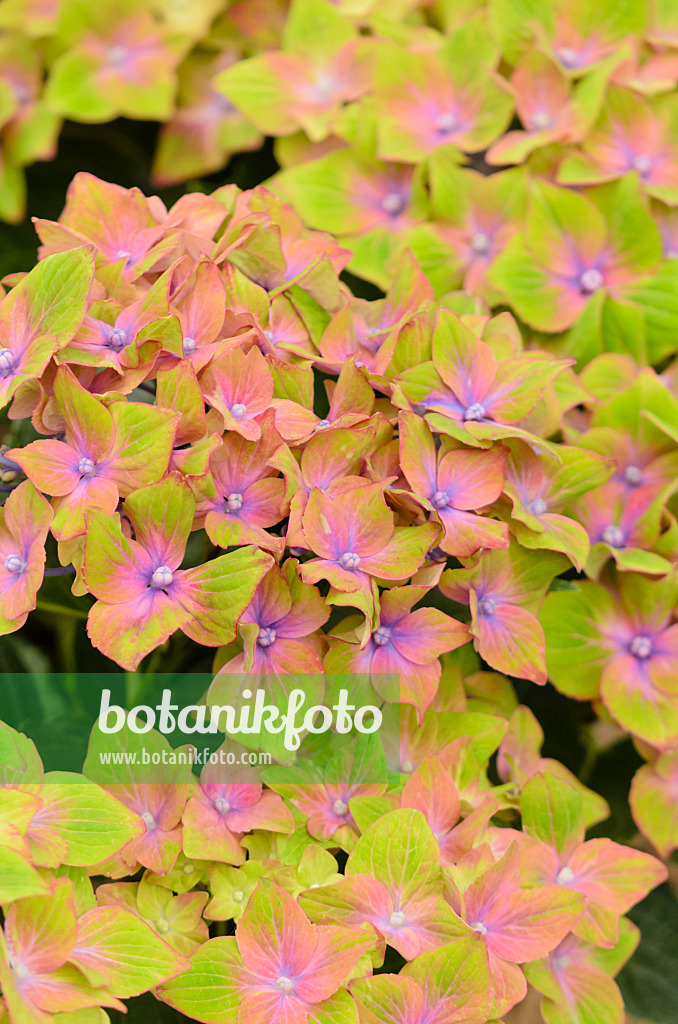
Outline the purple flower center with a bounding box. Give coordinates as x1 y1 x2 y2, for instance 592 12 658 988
150 565 173 588
332 798 348 816
214 796 231 815
315 418 330 429
624 465 643 487
78 457 95 477
435 111 458 135
478 596 496 616
464 402 486 421
601 524 625 548
141 811 157 831
528 497 547 515
226 492 243 512
632 154 653 176
182 336 197 355
108 327 129 351
4 553 25 574
432 490 450 509
107 45 129 67
276 976 294 993
556 866 574 885
579 268 604 293
230 403 247 420
630 635 653 660
469 920 487 935
257 626 277 648
373 625 392 646
470 231 490 255
530 110 552 130
389 911 406 928
311 71 336 100
339 551 361 569
552 954 570 970
557 46 580 68
381 191 407 217
0 348 16 377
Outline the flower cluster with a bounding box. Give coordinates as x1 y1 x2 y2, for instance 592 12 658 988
0 171 676 1022
0 705 666 1024
0 0 676 313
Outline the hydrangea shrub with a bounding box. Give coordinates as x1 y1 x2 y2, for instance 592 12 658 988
0 171 676 1024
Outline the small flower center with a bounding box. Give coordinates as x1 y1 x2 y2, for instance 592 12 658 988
312 71 336 100
389 911 406 928
381 191 407 217
183 862 195 875
233 889 244 902
141 811 156 830
0 348 16 375
151 565 173 588
315 418 330 429
13 962 29 979
332 798 348 816
557 46 579 67
478 596 496 616
601 524 625 548
528 497 547 515
556 866 574 885
470 231 490 255
156 917 170 934
182 336 197 355
530 110 552 130
339 551 361 570
277 976 294 993
230 403 247 420
107 45 128 66
214 796 231 815
373 625 392 646
4 554 26 574
432 489 450 509
115 250 133 267
257 626 277 648
579 268 604 293
435 111 458 134
469 920 487 935
226 492 243 512
624 465 643 486
552 954 570 970
630 635 653 660
108 327 129 351
632 154 652 175
463 402 485 421
78 457 95 477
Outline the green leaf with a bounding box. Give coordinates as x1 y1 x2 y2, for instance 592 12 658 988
11 246 94 346
36 771 144 866
72 905 190 997
0 719 43 785
157 936 243 1021
0 846 50 903
347 807 441 902
622 261 678 364
520 772 584 856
